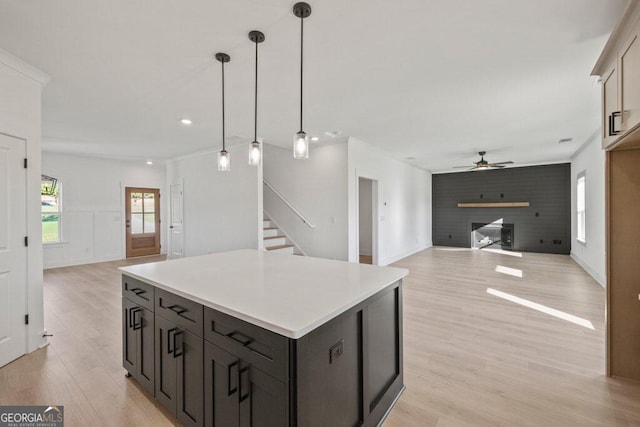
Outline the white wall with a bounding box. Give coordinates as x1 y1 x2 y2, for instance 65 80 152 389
166 144 261 257
348 138 432 265
570 133 606 286
0 49 49 352
358 178 373 256
41 152 167 268
263 142 348 260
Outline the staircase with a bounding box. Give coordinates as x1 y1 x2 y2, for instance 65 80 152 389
263 213 304 255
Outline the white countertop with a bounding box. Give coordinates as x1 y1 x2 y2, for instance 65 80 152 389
119 249 408 339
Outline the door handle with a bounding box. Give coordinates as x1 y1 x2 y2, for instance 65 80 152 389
170 226 174 229
610 111 622 136
173 330 184 358
227 360 239 396
238 366 251 403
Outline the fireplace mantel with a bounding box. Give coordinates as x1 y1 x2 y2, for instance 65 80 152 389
457 202 530 208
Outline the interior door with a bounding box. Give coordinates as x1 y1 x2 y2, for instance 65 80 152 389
169 183 184 259
0 133 27 368
125 187 160 258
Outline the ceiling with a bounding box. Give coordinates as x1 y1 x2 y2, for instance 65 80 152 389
0 0 628 172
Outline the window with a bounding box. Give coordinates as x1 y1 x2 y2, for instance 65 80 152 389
41 177 61 243
576 173 586 243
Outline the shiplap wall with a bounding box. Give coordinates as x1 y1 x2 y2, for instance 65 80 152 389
432 164 571 254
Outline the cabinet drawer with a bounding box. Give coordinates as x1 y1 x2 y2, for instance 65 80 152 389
155 288 203 337
204 307 289 381
122 275 155 311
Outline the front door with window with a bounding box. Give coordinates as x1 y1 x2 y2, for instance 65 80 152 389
125 187 160 258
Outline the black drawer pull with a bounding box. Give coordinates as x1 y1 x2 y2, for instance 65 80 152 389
173 330 184 358
169 304 187 316
227 331 254 347
130 288 146 296
227 360 239 396
239 366 251 403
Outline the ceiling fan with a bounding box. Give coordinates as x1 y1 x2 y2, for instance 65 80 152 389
452 151 514 171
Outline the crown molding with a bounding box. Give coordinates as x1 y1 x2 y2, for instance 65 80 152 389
0 48 50 86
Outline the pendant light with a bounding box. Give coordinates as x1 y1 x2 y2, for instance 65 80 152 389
216 52 231 171
293 2 312 159
248 30 265 166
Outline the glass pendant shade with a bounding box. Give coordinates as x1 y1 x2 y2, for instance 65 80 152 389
249 141 261 166
218 150 231 171
293 131 309 159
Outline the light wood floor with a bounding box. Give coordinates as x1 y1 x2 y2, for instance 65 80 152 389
1 248 639 426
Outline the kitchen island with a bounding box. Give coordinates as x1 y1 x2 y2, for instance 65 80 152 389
120 249 408 427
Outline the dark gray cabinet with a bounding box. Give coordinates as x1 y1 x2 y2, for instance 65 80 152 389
122 297 155 396
204 341 287 427
155 311 204 427
122 273 404 426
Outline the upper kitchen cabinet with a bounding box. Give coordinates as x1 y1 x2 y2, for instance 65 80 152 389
593 0 640 150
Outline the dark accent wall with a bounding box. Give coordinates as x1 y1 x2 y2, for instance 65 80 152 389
432 164 571 254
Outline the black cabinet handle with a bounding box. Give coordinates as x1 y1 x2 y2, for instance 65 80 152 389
132 308 142 330
227 360 239 396
167 328 177 354
238 366 251 403
168 305 187 316
131 288 146 296
226 331 254 347
173 330 184 358
610 111 622 136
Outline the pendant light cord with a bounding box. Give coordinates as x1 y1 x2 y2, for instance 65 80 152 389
254 40 258 142
221 60 226 151
299 16 304 133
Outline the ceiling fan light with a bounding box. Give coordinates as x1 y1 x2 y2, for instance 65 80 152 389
293 131 309 159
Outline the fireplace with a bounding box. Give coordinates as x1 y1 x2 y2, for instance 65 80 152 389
472 222 514 250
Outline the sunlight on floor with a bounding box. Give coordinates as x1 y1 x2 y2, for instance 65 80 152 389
495 265 523 278
486 288 595 330
482 247 523 257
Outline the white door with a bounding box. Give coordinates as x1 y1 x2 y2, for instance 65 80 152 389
0 133 27 367
169 183 184 258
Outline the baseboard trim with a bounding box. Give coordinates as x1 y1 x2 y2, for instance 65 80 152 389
570 252 606 287
380 242 432 266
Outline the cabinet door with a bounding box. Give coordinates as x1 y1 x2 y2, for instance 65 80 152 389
603 64 620 149
155 315 178 416
620 31 640 134
239 364 287 427
177 330 204 427
122 298 137 375
137 307 155 396
204 342 240 427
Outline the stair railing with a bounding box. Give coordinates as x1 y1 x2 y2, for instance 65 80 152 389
263 179 316 229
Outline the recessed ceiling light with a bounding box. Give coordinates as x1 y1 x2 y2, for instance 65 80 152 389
146 161 153 165
180 118 192 125
311 137 319 141
558 138 573 144
324 130 342 137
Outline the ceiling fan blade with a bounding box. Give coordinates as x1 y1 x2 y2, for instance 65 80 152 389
452 165 472 168
492 165 506 168
491 161 514 165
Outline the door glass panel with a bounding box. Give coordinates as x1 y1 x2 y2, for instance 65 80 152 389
143 193 155 213
131 192 143 213
131 213 144 234
144 213 155 233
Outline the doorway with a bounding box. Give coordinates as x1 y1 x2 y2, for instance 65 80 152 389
358 177 378 265
0 133 27 367
169 183 184 259
125 187 160 258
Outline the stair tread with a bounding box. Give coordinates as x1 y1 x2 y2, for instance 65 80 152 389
265 244 295 250
264 235 286 240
